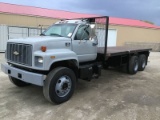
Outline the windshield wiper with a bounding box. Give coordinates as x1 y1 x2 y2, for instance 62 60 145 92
50 33 63 37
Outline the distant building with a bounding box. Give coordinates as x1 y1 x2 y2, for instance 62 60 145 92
0 2 160 52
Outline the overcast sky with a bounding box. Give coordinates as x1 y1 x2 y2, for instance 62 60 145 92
0 0 160 26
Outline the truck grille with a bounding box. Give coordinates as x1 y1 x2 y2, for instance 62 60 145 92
6 43 32 66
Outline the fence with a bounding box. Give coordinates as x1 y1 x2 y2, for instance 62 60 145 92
125 42 160 52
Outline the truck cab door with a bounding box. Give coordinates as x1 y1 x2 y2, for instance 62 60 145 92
72 25 98 62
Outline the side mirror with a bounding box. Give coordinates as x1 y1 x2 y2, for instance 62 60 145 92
92 36 98 46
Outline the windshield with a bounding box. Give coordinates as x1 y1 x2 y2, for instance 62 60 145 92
42 24 77 38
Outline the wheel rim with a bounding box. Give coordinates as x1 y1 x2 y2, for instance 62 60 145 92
142 59 146 68
134 60 138 71
55 75 72 97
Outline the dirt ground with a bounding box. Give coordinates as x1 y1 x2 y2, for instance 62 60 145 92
0 52 160 120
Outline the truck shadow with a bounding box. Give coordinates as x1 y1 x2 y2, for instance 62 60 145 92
6 67 130 107
75 67 130 94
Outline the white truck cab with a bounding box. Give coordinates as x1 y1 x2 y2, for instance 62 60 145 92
45 19 98 62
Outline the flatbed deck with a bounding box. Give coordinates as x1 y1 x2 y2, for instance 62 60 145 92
98 46 152 57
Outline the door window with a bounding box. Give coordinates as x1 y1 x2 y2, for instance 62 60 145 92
75 25 91 40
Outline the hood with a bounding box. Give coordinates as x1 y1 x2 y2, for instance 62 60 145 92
8 36 71 44
7 36 72 51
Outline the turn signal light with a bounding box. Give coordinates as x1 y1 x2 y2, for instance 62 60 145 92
41 46 47 52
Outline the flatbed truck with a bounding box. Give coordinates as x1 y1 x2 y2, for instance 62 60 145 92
1 16 151 104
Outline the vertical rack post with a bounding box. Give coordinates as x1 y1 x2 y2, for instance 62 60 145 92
103 16 109 64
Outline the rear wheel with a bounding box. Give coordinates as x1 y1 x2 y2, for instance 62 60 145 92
43 67 76 104
138 54 146 71
9 76 30 87
128 56 139 75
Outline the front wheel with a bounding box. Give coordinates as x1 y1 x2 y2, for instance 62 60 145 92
43 67 76 104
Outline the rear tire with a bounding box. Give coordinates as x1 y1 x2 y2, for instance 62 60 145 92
43 67 76 104
128 56 139 75
9 76 30 87
138 54 146 71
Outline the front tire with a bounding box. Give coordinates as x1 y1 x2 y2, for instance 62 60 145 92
9 76 30 87
43 67 76 104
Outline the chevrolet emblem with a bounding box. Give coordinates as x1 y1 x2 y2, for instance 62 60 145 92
13 51 19 56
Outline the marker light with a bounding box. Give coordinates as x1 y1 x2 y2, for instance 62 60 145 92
41 46 47 52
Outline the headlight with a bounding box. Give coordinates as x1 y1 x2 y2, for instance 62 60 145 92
38 57 43 63
35 56 43 67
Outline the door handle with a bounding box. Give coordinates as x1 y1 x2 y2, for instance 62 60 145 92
65 42 70 47
93 42 98 46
